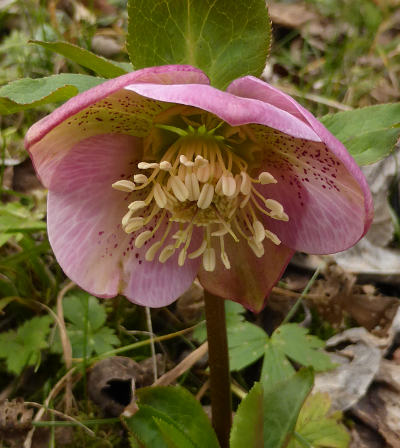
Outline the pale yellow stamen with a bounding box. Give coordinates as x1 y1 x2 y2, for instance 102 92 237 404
203 247 216 271
265 229 281 245
252 220 266 243
188 239 207 259
222 174 236 197
138 162 159 170
112 180 135 192
134 230 153 248
124 217 145 233
240 172 251 195
128 201 147 212
170 176 189 202
258 172 277 184
197 183 214 209
159 244 176 263
134 174 148 184
160 161 172 171
113 115 290 273
153 183 167 208
145 241 163 261
248 238 264 258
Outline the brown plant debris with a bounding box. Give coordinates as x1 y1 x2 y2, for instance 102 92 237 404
0 398 33 447
309 262 400 335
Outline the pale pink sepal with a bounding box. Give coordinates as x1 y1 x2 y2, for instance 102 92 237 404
47 133 201 307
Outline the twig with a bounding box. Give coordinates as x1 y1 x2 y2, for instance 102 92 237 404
56 281 75 412
145 306 157 382
25 402 95 437
154 342 208 387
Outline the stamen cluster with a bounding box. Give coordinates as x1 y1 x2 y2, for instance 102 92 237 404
112 118 289 272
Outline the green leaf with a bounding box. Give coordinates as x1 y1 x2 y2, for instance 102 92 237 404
127 0 271 89
155 419 197 448
230 383 264 448
0 74 106 114
263 368 314 448
193 301 267 371
0 202 46 247
53 291 119 358
271 324 335 372
287 393 350 448
321 103 400 165
260 342 295 389
0 315 52 375
123 386 219 448
31 41 130 78
63 291 106 330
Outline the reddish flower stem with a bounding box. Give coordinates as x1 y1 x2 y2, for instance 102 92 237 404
204 291 232 448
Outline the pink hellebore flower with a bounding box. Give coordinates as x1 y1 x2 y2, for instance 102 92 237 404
25 65 373 312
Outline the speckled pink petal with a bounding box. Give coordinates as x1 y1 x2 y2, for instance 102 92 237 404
25 65 209 188
250 133 370 254
47 133 201 306
198 237 294 312
123 83 321 141
227 75 373 252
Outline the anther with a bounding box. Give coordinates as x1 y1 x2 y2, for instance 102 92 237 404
138 162 159 170
159 244 176 263
112 180 135 192
153 183 167 208
197 183 214 209
265 199 289 221
124 217 145 233
134 230 153 248
185 173 200 201
265 229 281 245
134 174 148 184
240 172 251 195
188 239 207 259
248 238 264 258
160 161 172 171
180 155 194 167
170 176 189 202
259 172 277 184
145 241 163 261
128 201 147 212
252 220 266 243
222 174 236 197
203 247 216 271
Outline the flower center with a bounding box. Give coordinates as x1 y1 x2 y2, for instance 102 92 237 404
112 108 288 271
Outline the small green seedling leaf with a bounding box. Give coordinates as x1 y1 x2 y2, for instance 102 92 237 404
321 103 400 165
52 291 119 358
123 386 219 448
127 0 271 89
0 315 52 375
0 74 106 114
271 324 336 372
30 41 130 78
287 393 350 448
230 382 264 448
263 368 314 448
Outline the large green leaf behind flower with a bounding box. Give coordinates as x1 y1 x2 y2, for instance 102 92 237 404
127 0 271 89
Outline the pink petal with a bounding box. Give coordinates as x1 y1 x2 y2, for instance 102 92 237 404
47 133 201 307
123 83 321 141
225 76 373 253
243 129 371 253
26 65 209 188
198 237 294 312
